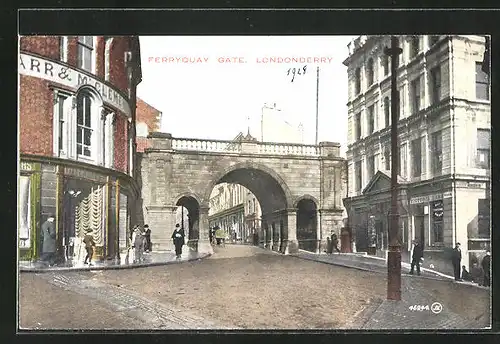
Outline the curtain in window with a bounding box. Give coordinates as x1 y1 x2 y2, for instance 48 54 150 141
19 176 31 248
74 185 104 246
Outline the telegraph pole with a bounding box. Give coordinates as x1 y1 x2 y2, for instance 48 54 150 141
315 66 319 145
384 36 403 301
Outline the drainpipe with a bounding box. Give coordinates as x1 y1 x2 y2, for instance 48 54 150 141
448 36 457 248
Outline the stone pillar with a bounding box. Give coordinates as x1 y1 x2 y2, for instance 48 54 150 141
146 205 176 251
197 207 214 255
260 218 267 248
283 209 298 254
315 211 321 254
267 222 274 249
273 220 281 251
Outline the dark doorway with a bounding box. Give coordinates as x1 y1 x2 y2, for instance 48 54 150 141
176 196 200 246
296 199 318 252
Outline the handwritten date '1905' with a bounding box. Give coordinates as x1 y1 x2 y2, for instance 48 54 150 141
287 65 307 82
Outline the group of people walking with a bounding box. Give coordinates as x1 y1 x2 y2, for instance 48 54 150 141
128 224 152 263
411 241 490 287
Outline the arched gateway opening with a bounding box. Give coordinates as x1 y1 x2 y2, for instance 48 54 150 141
175 196 200 249
203 164 296 254
296 198 318 252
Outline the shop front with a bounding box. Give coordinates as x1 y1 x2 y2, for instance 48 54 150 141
18 156 138 264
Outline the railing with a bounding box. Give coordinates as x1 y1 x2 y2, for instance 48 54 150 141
258 143 320 156
172 138 241 153
171 137 320 156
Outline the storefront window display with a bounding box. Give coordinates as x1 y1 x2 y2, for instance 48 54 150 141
18 175 31 249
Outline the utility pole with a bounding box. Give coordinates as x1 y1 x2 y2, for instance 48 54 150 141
315 66 319 145
384 36 403 301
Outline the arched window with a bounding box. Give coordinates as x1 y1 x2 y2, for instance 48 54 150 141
384 96 390 127
382 54 389 76
367 58 374 86
76 92 93 157
354 67 361 95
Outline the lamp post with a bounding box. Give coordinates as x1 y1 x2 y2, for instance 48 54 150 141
384 36 403 301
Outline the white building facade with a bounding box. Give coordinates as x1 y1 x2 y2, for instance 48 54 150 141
342 35 490 271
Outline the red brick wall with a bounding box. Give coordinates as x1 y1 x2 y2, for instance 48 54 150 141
136 98 162 132
109 37 130 95
19 75 54 155
95 37 105 79
20 36 60 60
114 116 129 173
136 137 149 153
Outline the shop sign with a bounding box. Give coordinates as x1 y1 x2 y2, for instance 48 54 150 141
64 167 107 183
19 161 33 171
19 53 131 117
410 191 452 205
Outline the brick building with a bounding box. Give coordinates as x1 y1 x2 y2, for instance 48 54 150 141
18 36 142 263
136 97 162 153
342 35 490 272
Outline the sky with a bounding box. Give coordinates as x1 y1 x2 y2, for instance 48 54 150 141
137 36 357 156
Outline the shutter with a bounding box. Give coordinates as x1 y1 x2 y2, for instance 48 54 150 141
477 129 490 150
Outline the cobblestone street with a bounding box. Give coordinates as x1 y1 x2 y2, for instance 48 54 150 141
19 245 490 330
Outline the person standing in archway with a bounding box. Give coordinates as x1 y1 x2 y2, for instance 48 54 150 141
143 224 152 253
172 223 185 259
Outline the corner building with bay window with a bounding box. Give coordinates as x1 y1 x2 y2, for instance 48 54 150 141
342 35 490 272
18 36 142 262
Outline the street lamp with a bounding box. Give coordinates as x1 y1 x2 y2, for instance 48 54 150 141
384 36 403 301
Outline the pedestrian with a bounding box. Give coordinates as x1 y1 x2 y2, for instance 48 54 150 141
133 226 145 263
172 223 185 258
209 227 215 245
40 214 57 266
410 241 424 276
481 251 491 287
83 232 96 266
451 242 462 281
331 233 340 254
143 224 152 253
461 265 472 281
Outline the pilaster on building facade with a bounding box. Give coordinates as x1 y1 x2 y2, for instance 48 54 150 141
342 35 490 272
18 35 142 263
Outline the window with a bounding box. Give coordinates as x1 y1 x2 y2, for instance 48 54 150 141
431 200 444 243
477 199 490 238
411 138 422 177
398 143 407 177
367 155 375 180
431 131 443 174
355 112 362 141
59 36 67 62
77 36 94 72
477 129 490 169
76 93 93 157
384 146 391 170
475 62 490 100
367 58 374 86
429 35 440 46
384 97 390 127
355 161 362 192
18 175 31 249
382 55 389 76
56 95 67 155
430 65 442 105
354 67 361 95
410 36 420 58
367 105 375 134
410 77 421 114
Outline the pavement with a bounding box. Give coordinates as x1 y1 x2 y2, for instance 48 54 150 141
19 247 209 272
292 250 490 289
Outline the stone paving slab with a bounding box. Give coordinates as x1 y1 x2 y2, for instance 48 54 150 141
19 248 209 273
39 271 238 330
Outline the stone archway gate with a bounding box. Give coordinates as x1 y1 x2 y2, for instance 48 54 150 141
137 132 347 255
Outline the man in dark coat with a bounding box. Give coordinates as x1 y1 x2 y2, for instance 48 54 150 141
481 251 491 287
171 223 185 259
451 243 462 281
83 232 96 265
410 241 424 276
143 224 152 253
41 215 57 266
331 233 340 254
